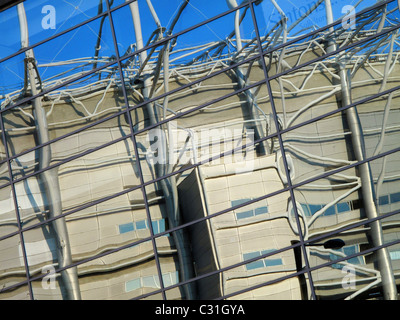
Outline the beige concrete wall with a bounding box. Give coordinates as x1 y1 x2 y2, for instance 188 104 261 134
1 56 400 300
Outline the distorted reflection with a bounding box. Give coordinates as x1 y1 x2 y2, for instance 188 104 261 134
0 0 399 300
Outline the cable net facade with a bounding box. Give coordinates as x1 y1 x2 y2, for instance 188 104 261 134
0 0 400 300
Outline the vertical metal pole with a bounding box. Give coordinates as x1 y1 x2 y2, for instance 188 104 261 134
324 0 336 53
226 0 266 155
126 0 196 299
324 0 398 300
17 3 81 300
106 0 167 300
127 0 155 123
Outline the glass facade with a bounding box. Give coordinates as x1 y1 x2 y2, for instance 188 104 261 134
0 0 399 300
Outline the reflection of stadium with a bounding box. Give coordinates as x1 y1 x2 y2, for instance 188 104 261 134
0 0 400 300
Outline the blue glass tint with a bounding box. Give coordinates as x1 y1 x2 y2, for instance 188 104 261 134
119 222 135 234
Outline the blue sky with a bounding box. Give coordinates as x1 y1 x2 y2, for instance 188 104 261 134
0 0 250 94
0 0 388 96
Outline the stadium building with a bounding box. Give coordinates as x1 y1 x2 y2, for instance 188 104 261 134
0 0 400 300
